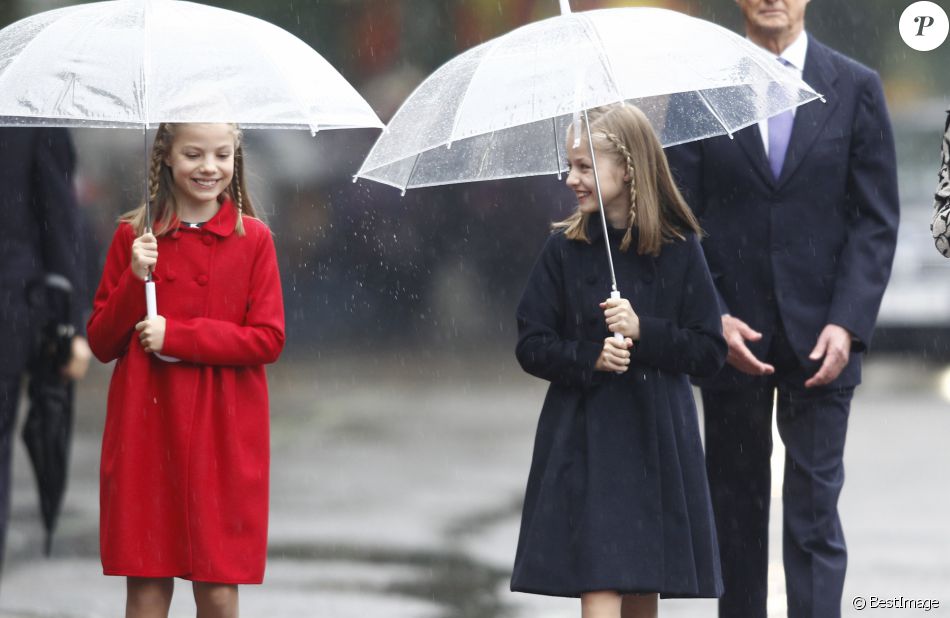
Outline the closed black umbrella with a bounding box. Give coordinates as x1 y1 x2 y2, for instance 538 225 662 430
23 273 75 556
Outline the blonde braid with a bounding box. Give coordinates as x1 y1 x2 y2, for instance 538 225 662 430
603 131 637 215
231 148 246 236
147 147 163 210
234 153 244 215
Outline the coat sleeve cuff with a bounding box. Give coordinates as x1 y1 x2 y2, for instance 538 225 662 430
632 315 668 363
577 340 604 386
161 318 190 360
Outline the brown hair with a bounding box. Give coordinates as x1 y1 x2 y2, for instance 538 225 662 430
552 104 701 256
120 123 257 236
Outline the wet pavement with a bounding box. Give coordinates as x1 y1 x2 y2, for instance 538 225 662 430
1 352 948 617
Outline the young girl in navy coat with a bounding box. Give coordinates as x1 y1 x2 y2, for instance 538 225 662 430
511 104 726 618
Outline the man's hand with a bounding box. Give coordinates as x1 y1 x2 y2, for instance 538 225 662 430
62 335 92 381
804 324 851 388
722 314 775 376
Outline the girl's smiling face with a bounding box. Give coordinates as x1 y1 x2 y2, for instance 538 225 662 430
565 133 631 229
165 123 236 217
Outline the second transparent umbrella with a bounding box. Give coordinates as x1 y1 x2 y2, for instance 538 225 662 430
356 6 822 301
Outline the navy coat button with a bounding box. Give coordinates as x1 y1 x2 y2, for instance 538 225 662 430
586 275 598 285
641 273 655 284
196 274 209 286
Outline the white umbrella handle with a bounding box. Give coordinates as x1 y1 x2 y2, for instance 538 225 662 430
610 289 625 375
145 282 180 363
610 290 625 344
558 0 572 15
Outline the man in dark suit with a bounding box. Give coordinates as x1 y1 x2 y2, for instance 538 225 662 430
0 127 90 576
665 1 899 616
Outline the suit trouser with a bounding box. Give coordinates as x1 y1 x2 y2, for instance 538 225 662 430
0 373 21 577
702 326 853 618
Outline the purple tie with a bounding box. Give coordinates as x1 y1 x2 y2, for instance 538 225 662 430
768 58 795 179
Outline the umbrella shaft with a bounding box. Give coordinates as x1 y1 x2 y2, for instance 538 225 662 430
583 109 618 293
143 128 153 283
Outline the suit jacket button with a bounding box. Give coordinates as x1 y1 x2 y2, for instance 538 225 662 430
196 274 209 286
202 235 214 246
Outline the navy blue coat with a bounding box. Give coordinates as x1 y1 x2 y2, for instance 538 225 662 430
666 38 899 389
510 218 726 598
0 128 84 376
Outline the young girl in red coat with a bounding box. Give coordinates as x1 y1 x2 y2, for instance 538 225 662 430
87 123 284 618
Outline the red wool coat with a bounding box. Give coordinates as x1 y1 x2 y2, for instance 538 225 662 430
87 201 284 584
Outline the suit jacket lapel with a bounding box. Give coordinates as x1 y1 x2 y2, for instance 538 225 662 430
776 40 839 187
734 123 775 188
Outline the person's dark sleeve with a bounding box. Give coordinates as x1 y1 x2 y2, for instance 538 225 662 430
629 237 727 378
515 235 603 387
826 72 900 350
931 111 950 257
665 141 730 315
32 127 87 335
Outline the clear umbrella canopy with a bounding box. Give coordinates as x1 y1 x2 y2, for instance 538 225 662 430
0 0 382 132
357 7 822 192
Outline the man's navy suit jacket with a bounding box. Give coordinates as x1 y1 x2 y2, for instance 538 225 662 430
666 38 899 389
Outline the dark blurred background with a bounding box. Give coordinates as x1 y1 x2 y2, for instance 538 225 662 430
1 0 948 359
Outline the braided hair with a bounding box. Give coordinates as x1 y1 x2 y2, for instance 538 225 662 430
120 123 257 237
553 104 701 256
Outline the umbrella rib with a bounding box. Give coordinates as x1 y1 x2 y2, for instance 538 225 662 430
695 89 734 138
447 38 497 145
402 153 421 195
237 12 321 135
553 117 563 178
0 7 92 121
577 14 624 107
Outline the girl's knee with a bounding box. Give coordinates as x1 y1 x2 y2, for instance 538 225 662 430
126 577 173 612
194 582 238 617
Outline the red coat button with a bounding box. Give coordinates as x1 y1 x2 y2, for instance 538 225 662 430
202 235 214 246
196 274 209 286
171 230 182 240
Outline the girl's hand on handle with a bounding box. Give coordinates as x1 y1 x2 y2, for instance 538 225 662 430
131 232 158 281
600 296 640 340
135 315 166 354
595 336 633 373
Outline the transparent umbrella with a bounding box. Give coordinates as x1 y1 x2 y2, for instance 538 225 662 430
0 0 381 132
0 0 382 359
356 3 821 315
